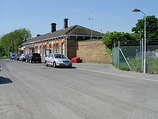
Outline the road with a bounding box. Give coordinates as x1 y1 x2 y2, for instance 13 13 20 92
0 59 158 119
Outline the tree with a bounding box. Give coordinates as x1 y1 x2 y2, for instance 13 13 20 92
0 28 32 56
102 31 139 49
0 37 5 57
132 15 158 42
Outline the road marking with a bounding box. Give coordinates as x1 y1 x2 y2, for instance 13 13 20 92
77 68 158 82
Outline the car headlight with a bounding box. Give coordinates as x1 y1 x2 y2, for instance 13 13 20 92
57 60 63 63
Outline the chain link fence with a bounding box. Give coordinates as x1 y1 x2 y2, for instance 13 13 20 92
112 45 158 74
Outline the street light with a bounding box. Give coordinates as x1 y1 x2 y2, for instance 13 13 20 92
132 9 147 73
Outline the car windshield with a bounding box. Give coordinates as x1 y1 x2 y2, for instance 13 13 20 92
54 54 67 59
33 53 40 56
11 54 16 56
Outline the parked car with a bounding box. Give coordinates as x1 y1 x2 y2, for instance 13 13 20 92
45 53 72 68
14 54 21 61
25 53 41 63
10 53 17 60
19 54 26 61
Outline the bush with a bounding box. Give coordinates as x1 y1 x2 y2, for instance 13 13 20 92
0 56 8 59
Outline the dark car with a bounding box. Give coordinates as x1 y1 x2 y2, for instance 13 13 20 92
25 53 41 63
14 54 21 61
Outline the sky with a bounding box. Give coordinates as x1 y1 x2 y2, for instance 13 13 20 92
0 0 158 37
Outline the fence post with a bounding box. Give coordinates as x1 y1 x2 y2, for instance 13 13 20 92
141 38 144 72
119 48 132 70
118 41 120 69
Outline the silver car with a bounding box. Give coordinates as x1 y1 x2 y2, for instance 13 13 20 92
45 53 72 68
19 54 26 61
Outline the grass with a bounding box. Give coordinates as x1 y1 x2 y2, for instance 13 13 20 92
0 56 8 59
116 57 158 74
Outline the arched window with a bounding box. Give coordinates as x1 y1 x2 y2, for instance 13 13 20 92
53 43 59 53
61 42 65 55
49 44 52 48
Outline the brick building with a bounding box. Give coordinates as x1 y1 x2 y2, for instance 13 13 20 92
20 18 111 63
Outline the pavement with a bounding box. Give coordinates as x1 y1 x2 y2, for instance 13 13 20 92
73 63 158 81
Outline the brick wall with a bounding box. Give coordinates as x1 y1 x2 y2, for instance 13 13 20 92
76 40 112 64
67 37 77 58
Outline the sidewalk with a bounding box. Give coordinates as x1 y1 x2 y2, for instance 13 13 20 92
73 63 158 81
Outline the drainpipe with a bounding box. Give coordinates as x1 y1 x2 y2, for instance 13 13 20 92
65 36 68 56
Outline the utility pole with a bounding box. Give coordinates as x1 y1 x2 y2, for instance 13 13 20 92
89 3 93 39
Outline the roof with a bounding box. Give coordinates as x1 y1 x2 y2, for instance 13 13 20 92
22 25 102 45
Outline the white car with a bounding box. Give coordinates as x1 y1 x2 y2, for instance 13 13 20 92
45 53 72 68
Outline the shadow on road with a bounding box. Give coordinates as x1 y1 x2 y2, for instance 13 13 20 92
53 66 77 69
0 76 13 84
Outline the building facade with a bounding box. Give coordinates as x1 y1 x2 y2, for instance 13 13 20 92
20 19 111 63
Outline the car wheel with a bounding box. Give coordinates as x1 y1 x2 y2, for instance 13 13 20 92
53 62 57 68
68 65 72 68
45 61 48 66
30 60 32 63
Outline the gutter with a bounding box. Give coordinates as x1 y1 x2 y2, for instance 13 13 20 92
22 34 102 45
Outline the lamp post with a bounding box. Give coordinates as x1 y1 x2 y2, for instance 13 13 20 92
132 9 147 73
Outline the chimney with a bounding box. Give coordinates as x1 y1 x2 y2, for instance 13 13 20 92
37 34 41 37
51 23 56 33
63 18 68 29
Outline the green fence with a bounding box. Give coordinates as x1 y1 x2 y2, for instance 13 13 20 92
112 45 158 74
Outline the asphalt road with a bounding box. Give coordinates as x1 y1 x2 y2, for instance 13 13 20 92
0 59 158 119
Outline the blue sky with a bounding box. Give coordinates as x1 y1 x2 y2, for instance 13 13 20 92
1 0 158 37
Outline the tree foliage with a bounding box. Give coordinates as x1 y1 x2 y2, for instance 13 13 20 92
0 39 5 57
0 28 32 56
132 15 158 42
102 16 158 50
102 31 139 49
